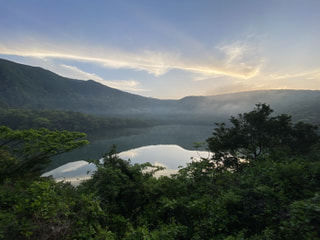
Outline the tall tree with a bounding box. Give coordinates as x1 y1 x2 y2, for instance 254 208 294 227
0 126 88 182
206 103 319 171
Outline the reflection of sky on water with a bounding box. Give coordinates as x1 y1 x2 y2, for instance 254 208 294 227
43 144 209 185
42 160 96 186
119 144 208 169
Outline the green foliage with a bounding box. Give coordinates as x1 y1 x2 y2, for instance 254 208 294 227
207 103 319 170
0 126 88 181
0 178 113 240
79 146 164 236
1 104 320 239
123 220 187 240
0 108 156 133
280 193 320 239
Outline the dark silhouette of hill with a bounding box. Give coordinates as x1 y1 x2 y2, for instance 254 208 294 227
0 58 169 115
1 58 320 124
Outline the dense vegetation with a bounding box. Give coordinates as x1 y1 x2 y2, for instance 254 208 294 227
1 104 320 239
0 108 157 134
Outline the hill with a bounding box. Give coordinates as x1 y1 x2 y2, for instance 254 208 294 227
0 58 169 115
1 58 320 124
177 90 320 123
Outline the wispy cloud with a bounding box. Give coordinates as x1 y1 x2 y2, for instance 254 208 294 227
214 41 263 79
60 64 148 92
60 64 105 81
0 42 175 76
104 79 148 92
0 39 262 79
269 69 320 80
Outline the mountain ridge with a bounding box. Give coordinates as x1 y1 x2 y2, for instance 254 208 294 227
0 58 167 115
1 58 320 124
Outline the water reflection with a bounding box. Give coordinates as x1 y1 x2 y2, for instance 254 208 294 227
49 124 213 170
42 160 96 186
119 144 208 169
43 144 209 185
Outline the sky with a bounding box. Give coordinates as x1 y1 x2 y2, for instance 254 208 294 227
0 0 320 99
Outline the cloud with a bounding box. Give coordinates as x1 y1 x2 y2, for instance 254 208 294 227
60 64 148 92
0 42 174 76
60 64 105 81
268 69 320 80
214 41 262 79
0 39 262 79
104 79 148 92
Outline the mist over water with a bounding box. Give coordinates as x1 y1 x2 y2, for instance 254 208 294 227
44 90 320 184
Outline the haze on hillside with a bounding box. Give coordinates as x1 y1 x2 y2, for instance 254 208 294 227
1 0 320 99
1 58 320 126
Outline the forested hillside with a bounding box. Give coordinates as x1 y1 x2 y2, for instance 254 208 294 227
1 58 320 125
0 58 165 115
1 104 319 239
0 108 157 134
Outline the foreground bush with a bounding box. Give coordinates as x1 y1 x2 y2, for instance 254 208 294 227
1 104 320 239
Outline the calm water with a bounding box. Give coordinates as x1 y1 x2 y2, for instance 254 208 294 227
44 124 213 185
43 144 210 185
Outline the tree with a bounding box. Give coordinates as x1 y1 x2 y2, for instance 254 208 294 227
206 103 319 170
79 145 164 236
0 126 88 182
0 178 115 240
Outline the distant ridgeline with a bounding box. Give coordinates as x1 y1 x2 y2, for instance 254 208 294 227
1 58 320 126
